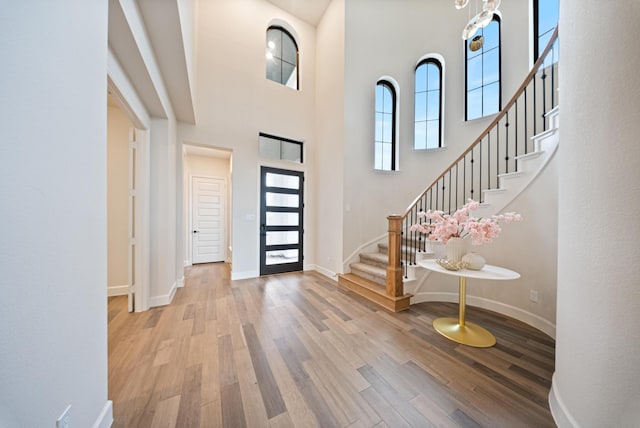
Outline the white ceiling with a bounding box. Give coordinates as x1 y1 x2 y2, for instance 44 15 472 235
265 0 332 26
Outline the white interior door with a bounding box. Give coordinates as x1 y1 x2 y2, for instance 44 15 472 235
192 176 225 264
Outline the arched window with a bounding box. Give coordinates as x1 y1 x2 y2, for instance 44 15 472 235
465 15 501 121
375 80 397 171
534 0 559 61
266 26 298 90
414 58 443 150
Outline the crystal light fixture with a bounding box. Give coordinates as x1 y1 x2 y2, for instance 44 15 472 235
475 9 494 28
483 0 501 12
456 0 501 40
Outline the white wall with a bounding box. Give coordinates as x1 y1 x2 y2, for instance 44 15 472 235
551 1 640 426
107 105 133 293
150 118 179 306
184 153 232 264
314 0 345 277
0 1 111 427
342 0 531 260
178 0 317 279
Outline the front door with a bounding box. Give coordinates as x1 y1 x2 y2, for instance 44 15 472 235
260 167 304 275
192 176 226 264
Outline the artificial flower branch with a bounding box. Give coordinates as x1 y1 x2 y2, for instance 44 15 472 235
409 199 522 245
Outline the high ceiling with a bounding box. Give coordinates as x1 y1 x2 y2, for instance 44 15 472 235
107 0 331 127
264 0 332 26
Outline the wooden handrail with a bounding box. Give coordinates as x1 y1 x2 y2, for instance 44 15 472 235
402 26 559 218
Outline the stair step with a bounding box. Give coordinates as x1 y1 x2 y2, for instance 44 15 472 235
338 273 412 312
378 242 430 256
350 262 386 286
359 252 388 269
515 151 543 161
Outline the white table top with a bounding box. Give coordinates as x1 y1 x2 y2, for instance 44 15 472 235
418 259 520 281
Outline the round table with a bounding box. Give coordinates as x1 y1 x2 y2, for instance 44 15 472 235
418 259 520 347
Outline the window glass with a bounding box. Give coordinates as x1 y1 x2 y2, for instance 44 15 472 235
375 81 397 170
266 26 298 89
414 59 442 149
535 0 559 66
259 134 303 164
465 17 501 120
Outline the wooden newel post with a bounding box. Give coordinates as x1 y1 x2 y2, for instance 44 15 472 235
386 215 404 298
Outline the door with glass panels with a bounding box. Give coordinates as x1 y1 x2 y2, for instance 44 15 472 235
260 167 304 275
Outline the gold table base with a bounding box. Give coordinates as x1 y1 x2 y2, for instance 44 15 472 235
432 317 496 347
432 276 496 348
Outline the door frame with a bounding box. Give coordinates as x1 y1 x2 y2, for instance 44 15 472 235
189 174 227 265
107 76 150 312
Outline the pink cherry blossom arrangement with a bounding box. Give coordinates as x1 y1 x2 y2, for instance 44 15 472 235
409 199 522 245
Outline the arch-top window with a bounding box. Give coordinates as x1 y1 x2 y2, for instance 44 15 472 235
534 0 559 61
465 15 501 121
414 58 443 150
266 26 298 90
375 81 397 171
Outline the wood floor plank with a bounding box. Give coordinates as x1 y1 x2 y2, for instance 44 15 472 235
109 263 556 428
234 344 270 427
199 400 222 428
220 382 247 428
150 395 181 428
242 323 287 418
175 364 202 427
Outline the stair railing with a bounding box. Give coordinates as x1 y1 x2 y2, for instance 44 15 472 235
388 27 559 288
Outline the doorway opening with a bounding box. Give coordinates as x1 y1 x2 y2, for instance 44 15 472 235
183 144 232 267
106 83 149 312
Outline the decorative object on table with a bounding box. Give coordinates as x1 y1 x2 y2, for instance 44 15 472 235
409 198 522 261
462 252 486 270
445 236 468 262
436 258 468 271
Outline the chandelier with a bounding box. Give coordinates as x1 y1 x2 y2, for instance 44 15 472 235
455 0 501 41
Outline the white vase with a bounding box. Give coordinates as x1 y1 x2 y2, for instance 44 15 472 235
462 252 485 270
445 237 468 261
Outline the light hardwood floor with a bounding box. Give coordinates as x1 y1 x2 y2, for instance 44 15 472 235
108 262 556 427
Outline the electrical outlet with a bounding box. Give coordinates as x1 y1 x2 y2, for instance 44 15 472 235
56 405 71 428
530 290 539 303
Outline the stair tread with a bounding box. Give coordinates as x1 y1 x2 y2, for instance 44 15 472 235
498 171 524 178
360 252 388 262
350 262 386 276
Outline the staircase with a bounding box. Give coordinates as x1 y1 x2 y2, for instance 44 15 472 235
338 239 430 312
339 28 560 312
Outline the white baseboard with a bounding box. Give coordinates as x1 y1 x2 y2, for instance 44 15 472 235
549 373 579 427
107 284 128 297
231 270 259 280
306 264 339 282
148 281 178 307
184 259 191 267
92 401 113 428
177 276 185 288
410 291 556 339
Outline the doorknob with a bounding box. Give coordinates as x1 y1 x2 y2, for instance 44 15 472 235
192 230 199 234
